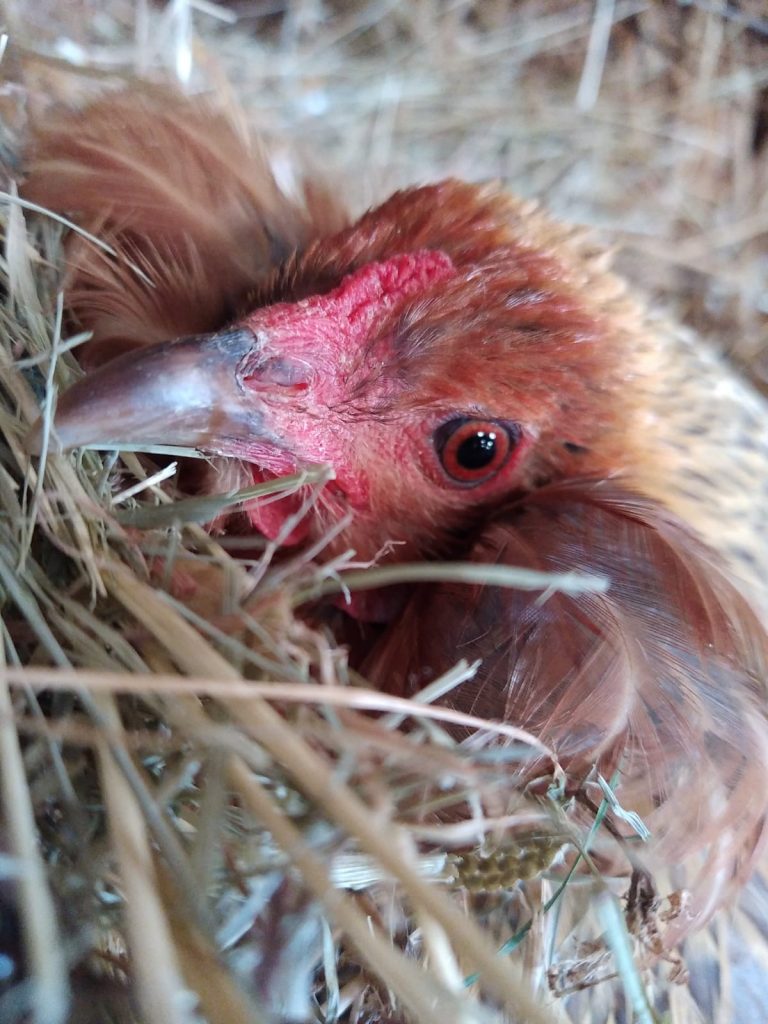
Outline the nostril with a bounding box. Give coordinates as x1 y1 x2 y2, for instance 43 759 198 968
242 356 313 392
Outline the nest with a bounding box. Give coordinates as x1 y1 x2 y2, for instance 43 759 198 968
0 3 766 1023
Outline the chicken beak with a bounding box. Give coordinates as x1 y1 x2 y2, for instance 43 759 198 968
27 328 274 456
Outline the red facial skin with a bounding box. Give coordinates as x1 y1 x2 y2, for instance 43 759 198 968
229 250 540 577
36 180 623 585
232 251 456 547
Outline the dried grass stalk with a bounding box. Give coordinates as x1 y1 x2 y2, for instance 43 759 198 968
1 3 767 1023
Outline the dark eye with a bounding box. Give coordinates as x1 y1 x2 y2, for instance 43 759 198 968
435 417 520 484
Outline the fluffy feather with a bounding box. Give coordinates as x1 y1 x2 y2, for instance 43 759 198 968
22 87 768 1008
23 87 347 363
366 479 768 933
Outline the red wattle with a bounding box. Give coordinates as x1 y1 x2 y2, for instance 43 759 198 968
244 466 312 546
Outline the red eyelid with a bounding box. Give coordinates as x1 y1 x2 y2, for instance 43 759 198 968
439 418 514 484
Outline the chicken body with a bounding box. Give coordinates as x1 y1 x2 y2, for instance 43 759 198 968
23 89 768 1013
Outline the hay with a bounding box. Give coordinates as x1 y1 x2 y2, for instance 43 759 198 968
0 2 766 1023
0 196 609 1024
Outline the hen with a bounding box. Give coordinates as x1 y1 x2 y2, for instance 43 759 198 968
24 88 768 1015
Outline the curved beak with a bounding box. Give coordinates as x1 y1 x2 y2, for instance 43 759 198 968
27 328 273 456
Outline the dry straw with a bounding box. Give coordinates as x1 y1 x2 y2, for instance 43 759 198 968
0 2 766 1023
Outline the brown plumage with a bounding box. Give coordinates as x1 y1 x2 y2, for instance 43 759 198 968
23 87 768 1013
25 88 347 365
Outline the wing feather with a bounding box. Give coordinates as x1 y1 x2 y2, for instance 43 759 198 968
367 480 768 933
22 87 348 363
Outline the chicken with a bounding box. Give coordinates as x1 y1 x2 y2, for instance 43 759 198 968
24 88 768 971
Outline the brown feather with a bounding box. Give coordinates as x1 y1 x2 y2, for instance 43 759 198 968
22 85 768 963
365 479 768 934
23 87 347 364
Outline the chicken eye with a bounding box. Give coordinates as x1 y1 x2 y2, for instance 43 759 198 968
435 418 518 484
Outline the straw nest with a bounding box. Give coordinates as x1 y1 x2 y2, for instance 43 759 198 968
0 3 766 1023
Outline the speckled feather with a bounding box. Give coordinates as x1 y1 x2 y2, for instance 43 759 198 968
634 316 768 606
